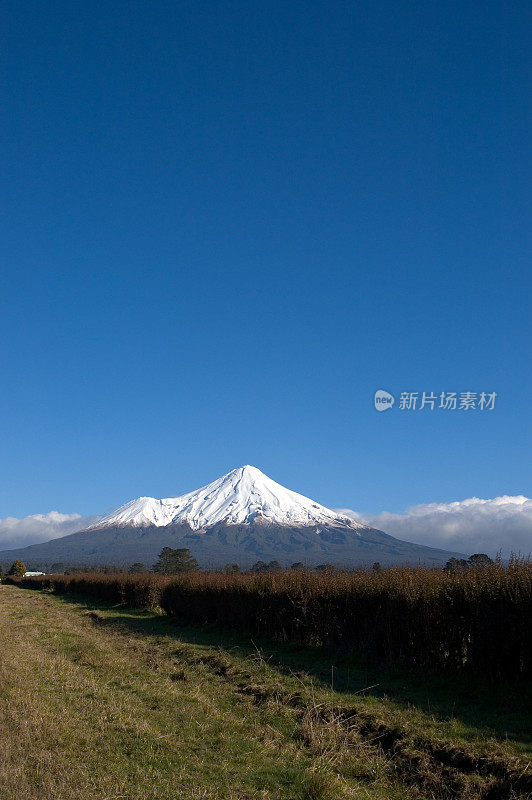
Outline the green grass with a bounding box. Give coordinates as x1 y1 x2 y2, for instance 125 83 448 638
1 585 530 800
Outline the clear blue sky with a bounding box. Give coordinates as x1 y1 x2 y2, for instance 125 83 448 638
2 0 530 519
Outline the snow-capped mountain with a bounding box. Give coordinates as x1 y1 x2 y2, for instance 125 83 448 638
0 466 465 569
92 465 365 531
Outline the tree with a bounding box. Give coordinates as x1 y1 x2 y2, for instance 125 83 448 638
290 562 305 571
0 564 4 581
251 560 283 572
468 553 493 568
152 548 199 575
223 563 241 574
8 560 26 577
50 563 65 574
372 562 382 572
129 562 147 574
445 557 469 571
315 563 335 573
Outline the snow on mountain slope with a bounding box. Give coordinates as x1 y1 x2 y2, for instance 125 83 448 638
92 466 366 531
94 497 181 529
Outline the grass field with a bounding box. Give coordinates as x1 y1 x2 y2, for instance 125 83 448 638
0 584 530 800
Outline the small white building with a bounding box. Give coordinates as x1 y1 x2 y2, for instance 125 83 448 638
24 571 45 576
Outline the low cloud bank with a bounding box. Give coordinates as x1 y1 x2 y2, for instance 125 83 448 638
338 495 532 557
0 511 99 551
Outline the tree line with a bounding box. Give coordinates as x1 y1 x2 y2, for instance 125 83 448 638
1 550 496 580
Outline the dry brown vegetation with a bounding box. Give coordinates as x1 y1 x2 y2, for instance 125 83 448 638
11 559 532 680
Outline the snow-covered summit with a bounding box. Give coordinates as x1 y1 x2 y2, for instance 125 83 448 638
92 466 365 531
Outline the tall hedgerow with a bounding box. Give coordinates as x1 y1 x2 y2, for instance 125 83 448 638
9 560 532 680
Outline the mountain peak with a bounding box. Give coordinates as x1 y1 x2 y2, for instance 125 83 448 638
92 466 364 532
229 465 267 481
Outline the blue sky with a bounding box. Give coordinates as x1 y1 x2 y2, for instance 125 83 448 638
1 0 530 522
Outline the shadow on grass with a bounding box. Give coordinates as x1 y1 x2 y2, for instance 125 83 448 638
50 590 532 746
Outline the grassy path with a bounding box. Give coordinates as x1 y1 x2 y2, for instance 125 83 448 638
0 585 530 800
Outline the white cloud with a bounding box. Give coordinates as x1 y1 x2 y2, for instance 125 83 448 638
0 511 99 551
337 495 532 557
